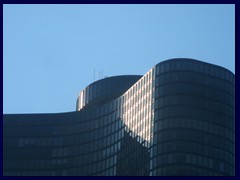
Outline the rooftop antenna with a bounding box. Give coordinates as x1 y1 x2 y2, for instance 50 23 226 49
93 68 95 81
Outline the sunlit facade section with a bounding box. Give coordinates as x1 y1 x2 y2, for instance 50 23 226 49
121 68 155 147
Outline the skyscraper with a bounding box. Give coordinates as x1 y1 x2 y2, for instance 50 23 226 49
3 58 235 176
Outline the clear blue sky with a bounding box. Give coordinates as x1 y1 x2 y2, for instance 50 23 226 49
3 4 235 114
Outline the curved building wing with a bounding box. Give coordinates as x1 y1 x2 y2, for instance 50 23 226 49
3 58 235 176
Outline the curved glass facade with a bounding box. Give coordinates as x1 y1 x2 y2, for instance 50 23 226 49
151 59 235 176
3 58 235 176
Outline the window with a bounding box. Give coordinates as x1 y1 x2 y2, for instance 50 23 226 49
170 61 176 70
175 61 181 70
186 154 191 163
209 159 213 168
209 67 214 76
186 61 192 70
204 65 209 74
160 64 164 73
199 63 204 73
215 69 220 77
193 62 198 72
168 154 174 163
165 63 170 72
198 156 203 166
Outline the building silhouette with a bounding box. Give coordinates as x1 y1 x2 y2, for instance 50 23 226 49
3 58 235 176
